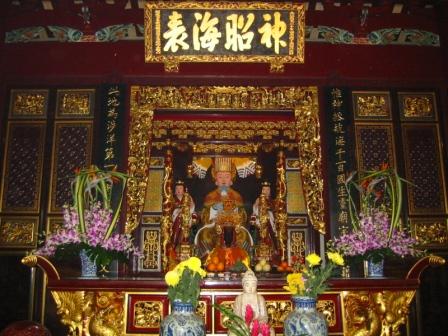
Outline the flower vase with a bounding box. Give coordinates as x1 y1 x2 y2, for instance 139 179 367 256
79 249 97 277
284 296 328 336
160 301 205 336
363 258 384 277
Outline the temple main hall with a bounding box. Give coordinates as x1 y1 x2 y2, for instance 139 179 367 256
0 1 447 335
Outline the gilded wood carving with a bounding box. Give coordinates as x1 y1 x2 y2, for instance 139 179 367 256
144 1 305 72
126 86 325 237
342 290 416 336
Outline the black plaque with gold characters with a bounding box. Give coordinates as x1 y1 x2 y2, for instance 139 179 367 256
144 1 305 72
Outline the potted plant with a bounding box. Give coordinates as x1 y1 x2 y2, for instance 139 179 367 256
283 252 345 336
161 257 207 336
36 165 140 276
330 165 421 277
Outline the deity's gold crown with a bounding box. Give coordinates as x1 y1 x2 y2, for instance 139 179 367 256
211 157 237 180
214 157 232 173
261 181 271 187
175 180 185 186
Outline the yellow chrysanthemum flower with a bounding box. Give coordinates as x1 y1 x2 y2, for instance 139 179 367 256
327 252 345 266
185 257 202 272
165 270 180 287
199 269 207 277
174 257 206 278
306 253 322 266
286 272 302 284
174 262 185 274
283 285 298 295
285 272 305 295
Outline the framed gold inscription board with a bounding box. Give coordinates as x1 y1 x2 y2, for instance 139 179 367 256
144 1 305 72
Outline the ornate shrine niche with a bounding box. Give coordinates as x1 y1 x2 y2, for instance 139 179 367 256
150 116 306 210
125 86 324 271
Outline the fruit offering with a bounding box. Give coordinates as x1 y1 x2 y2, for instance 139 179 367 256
206 255 225 272
277 260 292 272
254 258 271 272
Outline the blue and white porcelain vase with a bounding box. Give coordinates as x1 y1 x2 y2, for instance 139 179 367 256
363 258 384 277
160 301 205 336
79 249 97 277
284 296 328 336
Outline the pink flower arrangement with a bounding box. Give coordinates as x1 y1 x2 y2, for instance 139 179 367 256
330 166 422 262
244 304 253 326
37 204 138 260
214 303 271 336
36 166 140 268
331 209 419 262
245 305 270 336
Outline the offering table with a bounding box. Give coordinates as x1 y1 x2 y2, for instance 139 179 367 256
22 255 445 336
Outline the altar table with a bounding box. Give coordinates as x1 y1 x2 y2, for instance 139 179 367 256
22 255 445 336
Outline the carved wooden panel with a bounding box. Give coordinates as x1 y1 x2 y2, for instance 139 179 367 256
195 296 212 334
410 217 448 248
352 91 391 120
286 216 307 226
355 123 396 171
1 122 45 213
143 169 164 213
0 216 38 248
49 121 93 213
402 124 446 215
9 89 49 118
398 92 437 121
342 290 415 336
286 170 306 214
287 228 308 265
214 292 341 334
140 227 161 272
56 89 95 118
126 294 169 334
46 216 64 235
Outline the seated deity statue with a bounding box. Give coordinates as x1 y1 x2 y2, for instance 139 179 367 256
194 157 253 269
169 181 196 261
233 269 275 336
251 182 279 261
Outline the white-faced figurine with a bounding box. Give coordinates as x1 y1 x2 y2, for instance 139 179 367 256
233 269 275 335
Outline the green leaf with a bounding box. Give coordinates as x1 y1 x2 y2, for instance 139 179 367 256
213 304 249 336
104 173 129 240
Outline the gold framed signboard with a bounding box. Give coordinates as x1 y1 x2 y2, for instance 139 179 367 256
55 89 95 119
0 216 38 249
9 89 49 118
352 91 392 120
398 92 437 121
144 1 305 72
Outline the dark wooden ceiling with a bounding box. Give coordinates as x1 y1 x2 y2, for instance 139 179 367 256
0 0 445 15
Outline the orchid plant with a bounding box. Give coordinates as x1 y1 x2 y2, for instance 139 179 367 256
346 164 406 236
330 164 420 262
36 165 140 269
330 210 419 262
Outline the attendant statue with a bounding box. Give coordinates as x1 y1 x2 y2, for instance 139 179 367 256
194 157 253 268
251 182 278 262
170 181 196 261
233 269 274 335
